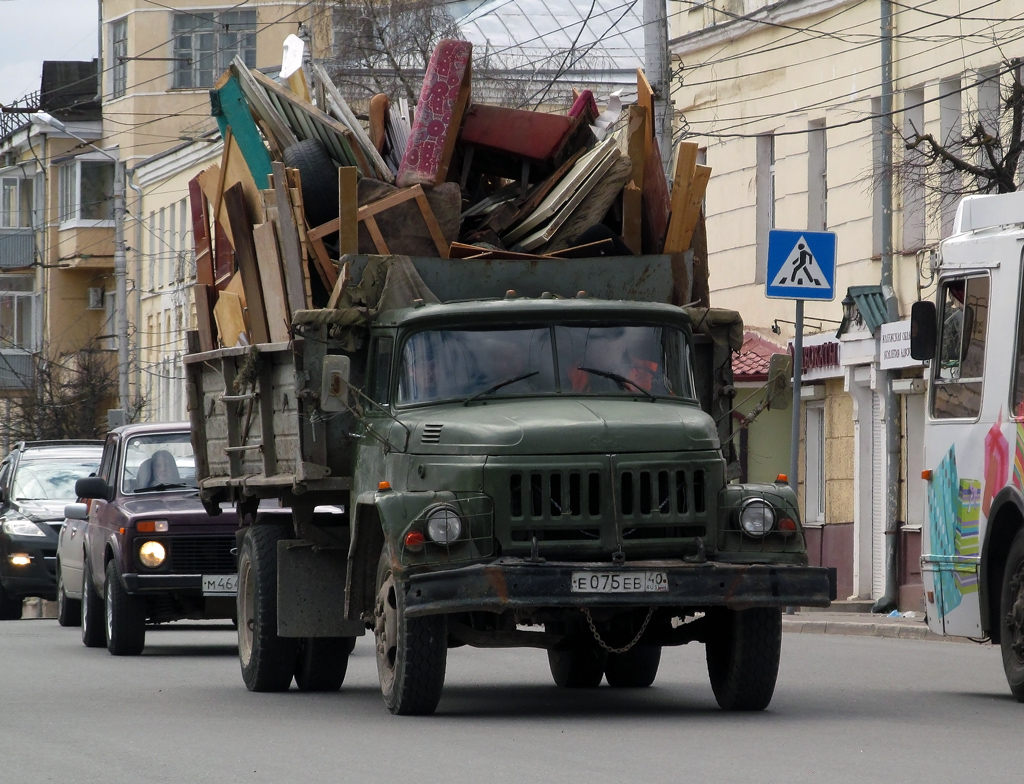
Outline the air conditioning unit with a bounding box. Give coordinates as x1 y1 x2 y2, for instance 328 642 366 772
87 288 105 310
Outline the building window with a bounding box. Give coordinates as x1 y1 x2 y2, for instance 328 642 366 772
805 402 825 523
755 133 775 283
1 176 33 229
112 17 128 99
173 10 257 89
902 88 926 252
807 120 827 232
57 159 115 226
0 275 35 352
933 275 989 419
939 77 962 238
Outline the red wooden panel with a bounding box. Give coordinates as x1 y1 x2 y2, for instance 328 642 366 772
460 104 572 163
188 176 213 286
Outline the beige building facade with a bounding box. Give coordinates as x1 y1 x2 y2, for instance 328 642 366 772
670 0 1021 606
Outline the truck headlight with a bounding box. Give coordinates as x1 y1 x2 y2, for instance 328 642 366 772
738 499 776 536
425 505 462 544
138 541 167 568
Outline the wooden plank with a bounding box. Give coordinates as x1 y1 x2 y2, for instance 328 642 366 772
230 55 298 150
213 290 247 348
326 260 351 309
674 164 712 253
197 163 233 247
362 214 390 254
414 191 450 257
222 131 265 224
670 142 700 201
210 72 274 188
223 183 270 345
627 105 648 191
338 167 358 255
637 68 655 143
252 222 291 343
192 283 217 352
622 181 643 255
663 143 701 254
188 177 214 286
312 62 393 181
271 160 308 314
213 219 234 290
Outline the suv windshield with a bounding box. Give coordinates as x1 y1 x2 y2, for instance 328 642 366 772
13 458 101 502
396 324 695 406
121 433 198 494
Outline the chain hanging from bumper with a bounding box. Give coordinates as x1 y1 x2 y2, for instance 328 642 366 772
581 607 654 654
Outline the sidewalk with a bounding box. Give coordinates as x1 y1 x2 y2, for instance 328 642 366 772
782 609 973 643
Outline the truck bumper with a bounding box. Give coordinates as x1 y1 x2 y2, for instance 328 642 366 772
403 559 836 617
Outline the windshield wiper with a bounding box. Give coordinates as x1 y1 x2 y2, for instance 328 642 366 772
136 482 189 492
577 367 658 402
463 371 539 406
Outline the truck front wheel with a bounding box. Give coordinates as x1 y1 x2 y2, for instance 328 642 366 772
294 637 352 692
548 644 607 688
238 525 298 691
374 550 447 715
999 528 1024 702
604 645 662 688
705 607 782 711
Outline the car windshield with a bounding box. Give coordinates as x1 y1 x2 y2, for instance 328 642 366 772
121 433 197 494
396 323 695 406
12 458 101 502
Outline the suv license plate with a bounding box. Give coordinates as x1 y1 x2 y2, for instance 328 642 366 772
202 574 238 595
570 571 669 593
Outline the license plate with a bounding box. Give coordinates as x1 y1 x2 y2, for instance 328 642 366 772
570 571 669 593
202 574 238 595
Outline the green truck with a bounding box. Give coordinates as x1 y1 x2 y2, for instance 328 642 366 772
184 254 834 715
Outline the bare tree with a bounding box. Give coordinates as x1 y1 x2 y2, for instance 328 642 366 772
899 60 1024 197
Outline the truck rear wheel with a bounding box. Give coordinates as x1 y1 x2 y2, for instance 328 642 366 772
294 637 352 692
548 644 607 688
705 607 782 711
999 528 1024 701
604 645 662 688
238 525 298 691
105 560 146 655
374 550 447 715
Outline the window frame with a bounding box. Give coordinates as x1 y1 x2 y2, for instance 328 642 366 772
56 156 116 229
111 16 128 99
0 274 37 354
931 273 990 421
171 9 257 90
1 174 34 229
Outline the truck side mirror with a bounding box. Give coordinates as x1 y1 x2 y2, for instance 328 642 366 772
75 476 112 502
64 503 89 520
910 300 937 360
320 354 352 413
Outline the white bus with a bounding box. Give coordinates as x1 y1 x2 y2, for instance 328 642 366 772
911 190 1024 700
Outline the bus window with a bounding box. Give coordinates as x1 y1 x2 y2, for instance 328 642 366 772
932 275 989 419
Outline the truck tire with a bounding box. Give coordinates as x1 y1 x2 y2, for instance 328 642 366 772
282 138 338 230
374 549 447 715
81 558 105 648
705 607 782 711
237 525 298 691
105 560 146 656
0 583 22 620
548 644 607 688
604 645 662 688
999 528 1024 701
56 564 81 627
294 637 352 692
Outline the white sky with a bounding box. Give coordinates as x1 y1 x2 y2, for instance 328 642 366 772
0 0 99 107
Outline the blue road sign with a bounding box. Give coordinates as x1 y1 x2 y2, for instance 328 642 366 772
765 229 837 301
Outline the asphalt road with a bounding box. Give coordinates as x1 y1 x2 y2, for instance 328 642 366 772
1 619 1020 784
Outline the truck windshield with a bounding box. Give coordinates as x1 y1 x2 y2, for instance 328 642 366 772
396 324 695 406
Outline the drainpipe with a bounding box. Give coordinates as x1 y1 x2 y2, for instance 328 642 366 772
127 168 143 418
874 0 901 614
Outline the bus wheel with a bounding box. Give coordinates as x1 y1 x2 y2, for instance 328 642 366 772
1000 529 1024 702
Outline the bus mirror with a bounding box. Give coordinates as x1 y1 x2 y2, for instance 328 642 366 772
910 300 937 360
766 353 791 410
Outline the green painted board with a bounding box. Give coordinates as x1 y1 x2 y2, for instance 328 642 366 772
212 74 273 187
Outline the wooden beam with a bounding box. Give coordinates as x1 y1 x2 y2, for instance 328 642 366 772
338 167 359 255
223 183 270 344
271 161 308 314
252 222 290 343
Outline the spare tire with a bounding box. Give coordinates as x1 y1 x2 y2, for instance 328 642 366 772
282 138 339 230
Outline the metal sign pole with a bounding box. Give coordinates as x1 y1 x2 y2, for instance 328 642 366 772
789 299 804 495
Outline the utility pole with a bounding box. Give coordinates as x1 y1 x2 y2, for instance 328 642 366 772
643 0 673 162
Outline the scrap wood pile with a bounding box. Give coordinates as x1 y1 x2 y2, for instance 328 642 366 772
188 40 712 352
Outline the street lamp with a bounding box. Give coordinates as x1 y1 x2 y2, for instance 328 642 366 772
30 111 130 415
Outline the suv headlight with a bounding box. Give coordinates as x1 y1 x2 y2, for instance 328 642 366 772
738 499 776 536
424 505 462 544
3 519 47 537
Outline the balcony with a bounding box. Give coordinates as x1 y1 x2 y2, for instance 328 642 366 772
0 351 33 390
0 228 36 270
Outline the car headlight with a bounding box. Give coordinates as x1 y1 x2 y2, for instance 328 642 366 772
2 519 47 537
138 541 167 568
738 499 776 536
424 505 462 544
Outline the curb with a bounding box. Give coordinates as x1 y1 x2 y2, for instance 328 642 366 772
782 618 973 643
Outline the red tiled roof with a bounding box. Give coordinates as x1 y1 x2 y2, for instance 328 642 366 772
733 331 786 382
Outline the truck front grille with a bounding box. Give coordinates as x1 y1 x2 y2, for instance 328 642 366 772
167 536 236 573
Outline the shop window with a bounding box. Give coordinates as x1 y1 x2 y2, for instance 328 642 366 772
932 275 989 419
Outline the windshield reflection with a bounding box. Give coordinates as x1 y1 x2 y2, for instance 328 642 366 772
396 324 694 406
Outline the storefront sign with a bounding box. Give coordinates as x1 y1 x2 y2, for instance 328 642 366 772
880 319 925 370
788 333 843 380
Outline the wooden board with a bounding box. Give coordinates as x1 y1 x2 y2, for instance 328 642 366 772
211 71 274 189
213 290 247 348
252 222 291 343
641 142 671 255
338 167 359 255
637 68 655 145
192 283 217 352
622 181 643 255
664 164 711 254
223 183 270 345
197 163 233 247
271 161 308 315
188 176 214 286
627 105 648 190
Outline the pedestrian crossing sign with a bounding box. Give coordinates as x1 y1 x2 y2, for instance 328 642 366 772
765 229 837 301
